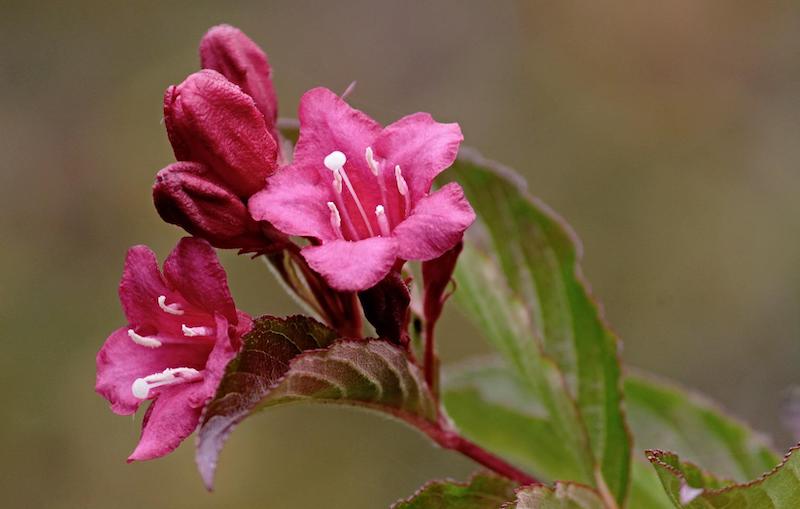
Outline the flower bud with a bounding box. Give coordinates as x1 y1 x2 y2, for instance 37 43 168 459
163 70 277 197
199 25 278 135
153 161 275 252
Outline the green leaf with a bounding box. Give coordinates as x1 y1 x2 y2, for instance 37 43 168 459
442 148 630 504
509 482 607 508
647 447 800 508
196 315 436 489
392 473 517 509
442 363 778 509
625 373 778 481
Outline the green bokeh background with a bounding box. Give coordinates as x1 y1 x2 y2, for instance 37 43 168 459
2 1 800 507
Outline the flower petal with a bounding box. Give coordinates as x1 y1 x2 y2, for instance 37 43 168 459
248 164 335 239
164 69 277 197
373 113 462 202
127 384 204 462
393 182 475 261
302 237 397 291
119 245 172 328
95 327 210 416
199 25 278 135
163 237 238 324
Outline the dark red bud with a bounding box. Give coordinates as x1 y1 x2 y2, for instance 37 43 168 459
199 24 278 136
163 70 277 197
153 161 276 252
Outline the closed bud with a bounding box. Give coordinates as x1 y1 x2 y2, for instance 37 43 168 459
199 24 278 136
163 70 277 197
153 161 279 252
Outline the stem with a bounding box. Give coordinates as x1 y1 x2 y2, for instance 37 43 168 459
426 419 541 486
423 321 438 398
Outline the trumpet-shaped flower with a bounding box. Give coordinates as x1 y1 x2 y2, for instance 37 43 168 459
249 87 475 291
95 237 251 461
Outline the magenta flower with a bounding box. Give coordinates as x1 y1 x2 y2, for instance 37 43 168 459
249 87 476 291
95 237 251 461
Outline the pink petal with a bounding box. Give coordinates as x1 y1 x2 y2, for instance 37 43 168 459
302 237 398 291
164 70 277 197
95 327 210 416
248 164 335 239
119 245 172 328
199 25 278 135
163 238 238 324
393 183 475 261
127 384 204 461
373 113 462 202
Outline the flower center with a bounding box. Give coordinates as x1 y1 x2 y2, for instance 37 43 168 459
131 367 202 399
127 296 216 348
323 148 411 241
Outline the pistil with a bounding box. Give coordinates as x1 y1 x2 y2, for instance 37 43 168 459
131 367 202 399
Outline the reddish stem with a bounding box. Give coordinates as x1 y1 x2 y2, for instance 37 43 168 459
423 321 438 397
424 418 541 486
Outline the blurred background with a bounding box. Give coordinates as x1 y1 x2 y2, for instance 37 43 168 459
2 0 800 507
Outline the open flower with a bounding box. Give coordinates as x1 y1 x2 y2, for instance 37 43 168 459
95 237 251 461
249 87 476 291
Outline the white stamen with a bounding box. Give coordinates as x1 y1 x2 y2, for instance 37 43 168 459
131 367 202 399
365 146 380 176
157 295 184 315
128 329 162 348
375 205 391 237
324 150 375 237
182 324 213 337
327 201 344 239
331 168 343 194
395 165 411 216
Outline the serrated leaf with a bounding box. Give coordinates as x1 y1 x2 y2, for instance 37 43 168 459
442 149 630 504
443 363 778 509
392 473 517 509
508 482 607 508
626 373 778 481
196 315 436 488
647 447 800 508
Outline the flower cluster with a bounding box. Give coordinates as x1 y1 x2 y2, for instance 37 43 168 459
96 25 474 461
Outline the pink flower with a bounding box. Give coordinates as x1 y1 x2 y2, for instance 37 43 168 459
95 237 251 461
249 87 476 291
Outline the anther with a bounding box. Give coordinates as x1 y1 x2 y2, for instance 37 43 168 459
182 324 213 337
327 201 344 239
375 205 391 237
395 165 411 217
128 329 162 348
131 367 202 399
367 147 390 212
365 147 380 176
157 295 184 315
